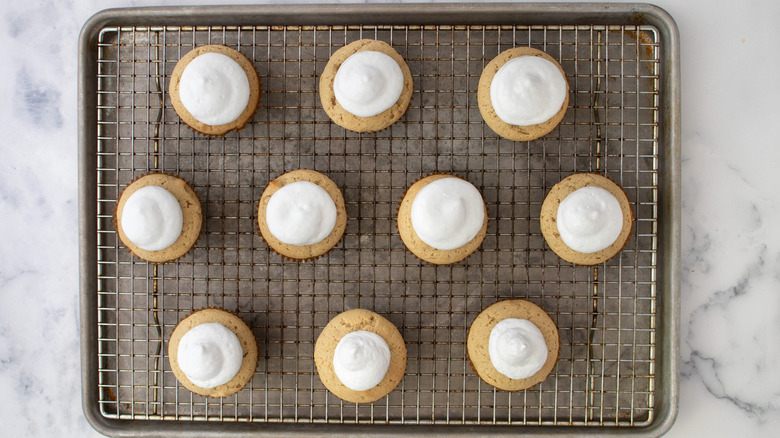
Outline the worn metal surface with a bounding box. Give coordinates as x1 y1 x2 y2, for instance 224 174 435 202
79 3 679 436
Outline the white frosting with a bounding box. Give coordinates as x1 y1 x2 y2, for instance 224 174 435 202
265 181 337 246
489 55 567 126
120 185 183 251
178 52 250 126
488 318 548 380
333 50 404 117
177 322 243 389
556 186 623 253
332 331 391 392
410 177 485 251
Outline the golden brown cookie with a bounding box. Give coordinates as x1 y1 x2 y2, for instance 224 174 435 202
540 173 633 265
314 309 407 403
319 39 413 132
397 174 488 265
169 45 261 136
467 299 560 392
257 169 347 260
478 47 569 141
168 308 258 398
115 173 202 263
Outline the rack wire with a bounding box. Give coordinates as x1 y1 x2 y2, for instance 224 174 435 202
94 24 660 427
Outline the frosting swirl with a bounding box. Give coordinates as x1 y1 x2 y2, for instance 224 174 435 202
410 177 485 250
488 318 548 380
490 55 567 126
120 185 183 251
333 50 404 117
556 186 623 253
179 52 250 125
333 331 391 392
265 181 337 246
177 322 243 388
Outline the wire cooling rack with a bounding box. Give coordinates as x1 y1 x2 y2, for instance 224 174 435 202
83 6 678 434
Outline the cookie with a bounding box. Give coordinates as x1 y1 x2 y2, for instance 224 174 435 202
314 309 406 404
540 173 633 265
478 47 569 141
115 173 202 263
168 308 258 398
467 299 560 391
257 169 347 260
319 39 413 132
397 174 488 265
169 45 261 136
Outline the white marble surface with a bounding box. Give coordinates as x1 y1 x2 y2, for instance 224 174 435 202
1 0 778 436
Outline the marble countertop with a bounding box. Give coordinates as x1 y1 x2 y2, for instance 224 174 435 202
1 0 778 436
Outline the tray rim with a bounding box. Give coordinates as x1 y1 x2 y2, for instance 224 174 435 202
78 3 680 437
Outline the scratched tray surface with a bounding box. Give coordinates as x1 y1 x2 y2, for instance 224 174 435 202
94 25 659 425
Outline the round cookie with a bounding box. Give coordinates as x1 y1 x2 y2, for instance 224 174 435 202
169 45 261 136
314 309 407 403
467 299 559 391
397 174 488 265
115 173 202 263
168 308 258 398
319 39 413 132
478 47 569 141
540 173 633 265
257 169 347 260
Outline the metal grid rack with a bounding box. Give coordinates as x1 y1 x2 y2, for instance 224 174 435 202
93 23 660 427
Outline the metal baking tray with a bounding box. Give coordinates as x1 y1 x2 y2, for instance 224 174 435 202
78 3 680 437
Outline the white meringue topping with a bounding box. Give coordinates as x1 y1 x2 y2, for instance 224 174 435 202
177 322 243 389
121 185 183 251
265 181 337 246
179 52 250 126
410 177 485 250
557 186 623 253
490 55 567 126
333 331 391 392
333 50 404 118
488 318 548 380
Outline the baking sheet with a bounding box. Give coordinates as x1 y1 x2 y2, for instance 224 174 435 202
79 3 680 437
